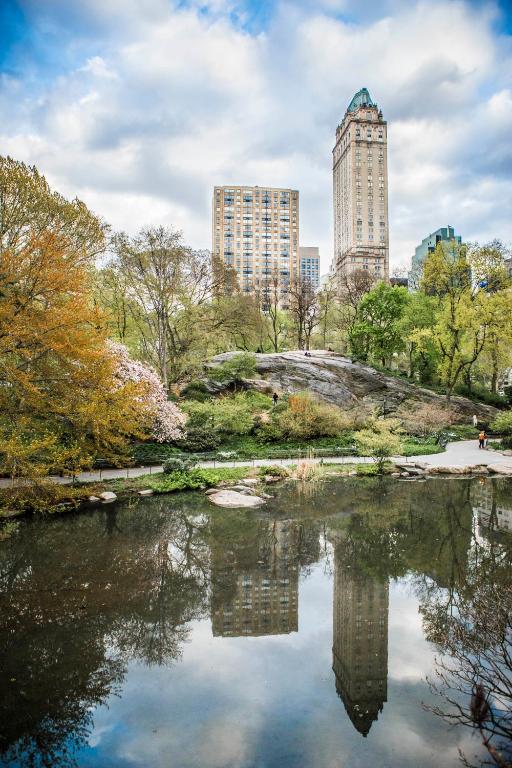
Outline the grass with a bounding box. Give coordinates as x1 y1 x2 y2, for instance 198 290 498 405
400 437 444 457
93 466 254 495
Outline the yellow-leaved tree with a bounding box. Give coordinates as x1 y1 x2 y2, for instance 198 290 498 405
0 157 155 488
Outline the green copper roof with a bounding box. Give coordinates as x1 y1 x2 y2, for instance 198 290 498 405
347 87 376 113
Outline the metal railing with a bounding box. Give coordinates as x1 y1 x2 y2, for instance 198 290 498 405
92 445 359 474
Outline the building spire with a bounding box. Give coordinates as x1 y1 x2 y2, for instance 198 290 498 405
347 87 376 113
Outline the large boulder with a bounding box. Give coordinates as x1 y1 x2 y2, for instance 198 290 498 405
207 490 266 508
206 350 497 422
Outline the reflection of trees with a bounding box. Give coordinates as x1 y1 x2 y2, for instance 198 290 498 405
0 497 211 767
422 478 512 768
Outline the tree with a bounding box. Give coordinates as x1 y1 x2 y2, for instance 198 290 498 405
0 163 156 483
422 241 510 401
111 227 214 389
289 279 319 350
109 342 186 443
255 270 288 353
350 282 409 365
0 155 105 260
316 279 339 349
401 291 440 382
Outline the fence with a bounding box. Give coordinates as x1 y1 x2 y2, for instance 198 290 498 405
92 445 359 477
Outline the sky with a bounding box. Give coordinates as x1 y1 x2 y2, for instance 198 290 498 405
1 0 512 272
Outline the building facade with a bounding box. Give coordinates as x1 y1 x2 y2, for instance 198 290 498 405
212 185 299 308
408 226 462 288
299 246 320 289
332 88 389 287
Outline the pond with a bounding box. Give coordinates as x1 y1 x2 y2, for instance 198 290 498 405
1 476 512 768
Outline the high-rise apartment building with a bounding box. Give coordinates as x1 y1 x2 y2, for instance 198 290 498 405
212 185 300 308
299 246 320 289
408 225 462 288
332 88 389 286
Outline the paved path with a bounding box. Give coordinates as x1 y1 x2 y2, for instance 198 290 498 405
405 440 512 469
1 441 511 488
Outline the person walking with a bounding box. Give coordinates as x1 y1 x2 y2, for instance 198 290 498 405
472 414 478 428
478 430 486 449
272 392 279 406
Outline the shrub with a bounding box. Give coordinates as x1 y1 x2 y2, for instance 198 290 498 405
354 418 403 473
491 411 512 435
255 420 286 443
257 464 289 479
180 380 212 402
277 392 347 440
132 442 180 464
208 352 257 383
163 456 197 474
183 394 255 436
455 383 508 408
175 427 221 453
398 402 453 437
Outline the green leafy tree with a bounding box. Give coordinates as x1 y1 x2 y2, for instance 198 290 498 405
350 282 409 366
422 241 510 401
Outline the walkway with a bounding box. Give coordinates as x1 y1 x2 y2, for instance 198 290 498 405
1 441 511 488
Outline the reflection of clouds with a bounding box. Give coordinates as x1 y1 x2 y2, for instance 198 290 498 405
388 581 436 681
86 567 484 768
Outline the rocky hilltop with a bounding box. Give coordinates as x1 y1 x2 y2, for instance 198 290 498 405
207 350 498 422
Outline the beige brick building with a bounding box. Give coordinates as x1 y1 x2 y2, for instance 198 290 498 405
212 185 299 308
332 88 389 286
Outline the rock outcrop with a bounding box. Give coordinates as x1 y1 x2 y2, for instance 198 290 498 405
207 489 266 508
206 350 497 422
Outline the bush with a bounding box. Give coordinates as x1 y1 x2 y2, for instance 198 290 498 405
257 464 289 479
163 456 197 474
175 427 221 453
180 380 212 402
183 394 255 436
277 392 347 440
255 420 286 443
132 442 180 465
398 402 453 437
491 411 512 435
455 383 508 408
354 418 403 473
208 352 257 383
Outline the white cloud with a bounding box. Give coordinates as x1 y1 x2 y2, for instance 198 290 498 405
3 0 512 270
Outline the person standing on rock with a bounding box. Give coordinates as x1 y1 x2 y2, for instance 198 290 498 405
478 430 486 449
472 414 478 428
272 392 279 406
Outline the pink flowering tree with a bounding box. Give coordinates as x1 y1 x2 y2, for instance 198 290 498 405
108 341 186 443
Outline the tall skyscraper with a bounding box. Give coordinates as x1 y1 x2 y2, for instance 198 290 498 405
332 87 389 286
299 246 320 289
212 185 300 308
408 226 462 288
332 542 388 737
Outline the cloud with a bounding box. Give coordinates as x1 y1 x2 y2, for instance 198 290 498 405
1 0 512 270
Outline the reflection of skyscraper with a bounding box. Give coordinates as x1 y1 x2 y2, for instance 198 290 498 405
211 520 298 637
471 479 512 533
332 544 388 736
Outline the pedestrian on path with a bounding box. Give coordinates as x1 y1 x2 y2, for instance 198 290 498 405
272 392 279 406
472 414 478 428
478 430 486 449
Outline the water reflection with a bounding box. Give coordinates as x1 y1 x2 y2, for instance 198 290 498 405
0 477 511 767
331 539 388 736
211 520 300 637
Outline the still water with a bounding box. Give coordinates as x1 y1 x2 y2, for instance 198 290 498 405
1 476 512 768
